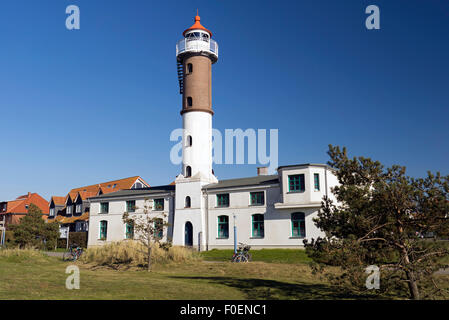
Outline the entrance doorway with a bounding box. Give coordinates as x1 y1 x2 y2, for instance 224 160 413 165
184 222 193 246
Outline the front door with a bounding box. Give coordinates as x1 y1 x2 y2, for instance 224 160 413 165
184 222 193 246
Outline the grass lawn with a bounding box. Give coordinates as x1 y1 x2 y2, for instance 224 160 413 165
201 248 312 264
0 250 447 300
0 250 376 300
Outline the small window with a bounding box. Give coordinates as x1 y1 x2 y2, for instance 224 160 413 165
291 213 306 238
126 200 136 213
100 202 109 214
216 194 230 207
185 196 191 208
125 222 134 239
154 199 164 211
314 173 320 191
218 216 229 238
154 218 163 240
187 63 193 73
49 208 55 217
289 174 305 192
250 192 265 206
186 166 192 178
133 182 143 189
252 214 264 238
99 221 108 240
66 205 73 214
187 97 193 107
76 204 82 214
187 135 192 147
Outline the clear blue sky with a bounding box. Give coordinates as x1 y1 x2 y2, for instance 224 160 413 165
0 0 448 201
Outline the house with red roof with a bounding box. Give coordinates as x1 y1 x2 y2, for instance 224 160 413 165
48 176 149 233
0 192 49 228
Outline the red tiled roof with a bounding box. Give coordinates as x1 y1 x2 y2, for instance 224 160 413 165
75 191 97 201
69 176 149 196
2 193 49 216
51 196 66 206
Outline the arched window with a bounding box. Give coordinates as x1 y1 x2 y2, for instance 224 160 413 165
99 220 108 240
291 212 305 238
252 214 264 238
125 221 134 239
154 218 163 240
187 135 192 147
185 166 192 177
217 216 229 238
187 97 193 107
185 196 191 208
187 63 193 73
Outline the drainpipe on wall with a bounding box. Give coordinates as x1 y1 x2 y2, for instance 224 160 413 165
204 190 209 251
325 167 328 199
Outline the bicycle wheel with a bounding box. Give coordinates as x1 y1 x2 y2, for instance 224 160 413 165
63 251 75 261
240 255 249 263
246 253 252 262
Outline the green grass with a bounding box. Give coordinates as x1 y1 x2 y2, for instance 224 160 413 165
0 250 377 300
1 249 447 300
201 249 313 264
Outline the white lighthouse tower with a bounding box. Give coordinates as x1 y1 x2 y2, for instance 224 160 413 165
173 13 219 247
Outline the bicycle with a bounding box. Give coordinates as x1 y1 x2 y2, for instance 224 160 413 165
231 242 252 263
63 244 83 261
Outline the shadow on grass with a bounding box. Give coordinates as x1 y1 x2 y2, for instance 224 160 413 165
169 275 380 300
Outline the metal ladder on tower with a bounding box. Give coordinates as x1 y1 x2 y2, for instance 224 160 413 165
177 61 184 94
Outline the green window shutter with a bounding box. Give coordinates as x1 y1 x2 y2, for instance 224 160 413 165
217 194 229 207
217 216 229 238
101 202 109 213
100 221 108 240
154 219 163 239
314 174 320 191
288 175 305 192
291 213 305 237
154 199 164 211
126 201 136 212
125 222 134 239
252 214 264 238
250 192 264 205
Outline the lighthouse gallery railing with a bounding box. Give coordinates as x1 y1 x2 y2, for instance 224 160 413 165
176 38 218 57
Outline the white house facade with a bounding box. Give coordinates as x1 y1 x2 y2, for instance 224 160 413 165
87 14 339 249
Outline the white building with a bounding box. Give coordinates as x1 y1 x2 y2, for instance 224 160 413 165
87 14 339 249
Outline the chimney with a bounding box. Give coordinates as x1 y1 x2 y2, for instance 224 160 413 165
27 192 31 198
257 167 268 176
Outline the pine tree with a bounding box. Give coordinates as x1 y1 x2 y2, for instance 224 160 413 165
305 145 449 300
12 203 59 250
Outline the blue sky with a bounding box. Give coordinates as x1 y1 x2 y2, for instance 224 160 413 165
0 0 448 201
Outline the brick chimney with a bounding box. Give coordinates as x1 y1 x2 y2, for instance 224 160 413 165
257 167 268 176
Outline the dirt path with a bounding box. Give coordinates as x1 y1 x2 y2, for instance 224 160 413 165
43 251 64 258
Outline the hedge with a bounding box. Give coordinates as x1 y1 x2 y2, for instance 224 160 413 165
57 232 88 248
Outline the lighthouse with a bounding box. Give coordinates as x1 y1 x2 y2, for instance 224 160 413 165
176 12 218 182
174 13 219 248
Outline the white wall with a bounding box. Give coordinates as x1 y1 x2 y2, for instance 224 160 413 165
88 195 174 247
205 185 323 249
